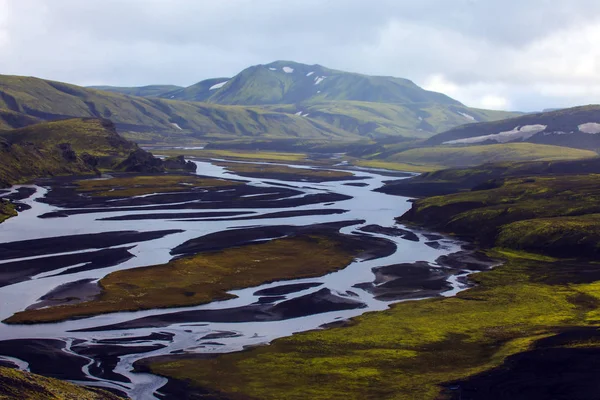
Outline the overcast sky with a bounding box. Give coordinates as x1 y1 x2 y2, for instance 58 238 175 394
1 0 599 111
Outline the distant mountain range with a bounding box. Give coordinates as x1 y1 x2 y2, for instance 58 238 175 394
1 61 521 143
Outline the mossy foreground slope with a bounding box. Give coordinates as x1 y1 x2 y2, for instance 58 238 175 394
147 248 600 400
0 366 124 399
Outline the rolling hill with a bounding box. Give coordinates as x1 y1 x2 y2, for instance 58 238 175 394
0 74 356 143
425 105 600 151
158 61 462 106
0 118 192 188
76 61 519 141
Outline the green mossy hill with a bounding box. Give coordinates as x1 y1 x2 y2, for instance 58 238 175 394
6 234 362 324
147 249 600 400
375 143 596 169
166 60 461 105
378 155 600 197
0 366 125 399
0 199 16 223
0 74 356 141
0 134 98 188
400 174 600 257
3 118 137 158
426 104 600 151
0 118 194 187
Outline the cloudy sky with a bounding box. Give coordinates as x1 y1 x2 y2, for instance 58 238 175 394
1 0 599 111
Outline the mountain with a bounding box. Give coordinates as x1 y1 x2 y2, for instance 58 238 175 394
426 105 600 151
0 118 192 188
157 60 462 106
0 74 353 143
0 68 518 144
87 84 183 97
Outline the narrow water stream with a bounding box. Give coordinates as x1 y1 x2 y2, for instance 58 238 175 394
0 159 470 399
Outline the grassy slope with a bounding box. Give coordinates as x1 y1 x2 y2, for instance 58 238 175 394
377 156 600 196
0 200 16 223
350 142 596 173
401 174 600 257
0 74 355 142
7 234 361 324
383 143 596 168
0 118 139 187
425 104 600 151
0 366 124 399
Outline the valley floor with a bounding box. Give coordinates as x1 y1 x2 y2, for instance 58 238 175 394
1 153 600 400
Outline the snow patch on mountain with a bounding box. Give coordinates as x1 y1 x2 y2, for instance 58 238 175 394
209 80 228 90
171 123 183 130
578 122 600 134
444 124 548 145
314 76 326 85
306 71 315 77
269 67 277 71
282 67 294 73
295 111 302 116
457 111 476 121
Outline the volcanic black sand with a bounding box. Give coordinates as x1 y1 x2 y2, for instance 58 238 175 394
354 261 454 301
72 342 167 383
0 247 135 288
170 220 394 257
0 230 182 261
359 224 420 242
435 250 501 272
26 278 102 310
98 211 252 221
75 288 367 332
254 282 324 296
0 339 90 381
38 189 351 219
180 208 349 222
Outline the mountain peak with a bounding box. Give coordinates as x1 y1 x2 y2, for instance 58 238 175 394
163 61 462 106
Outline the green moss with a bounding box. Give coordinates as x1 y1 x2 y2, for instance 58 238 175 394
158 149 308 163
353 159 442 173
378 143 596 170
214 161 355 180
401 174 600 255
76 174 241 197
148 250 600 400
0 366 124 399
0 199 16 223
5 234 362 324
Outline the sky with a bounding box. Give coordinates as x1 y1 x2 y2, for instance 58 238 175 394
1 0 599 112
